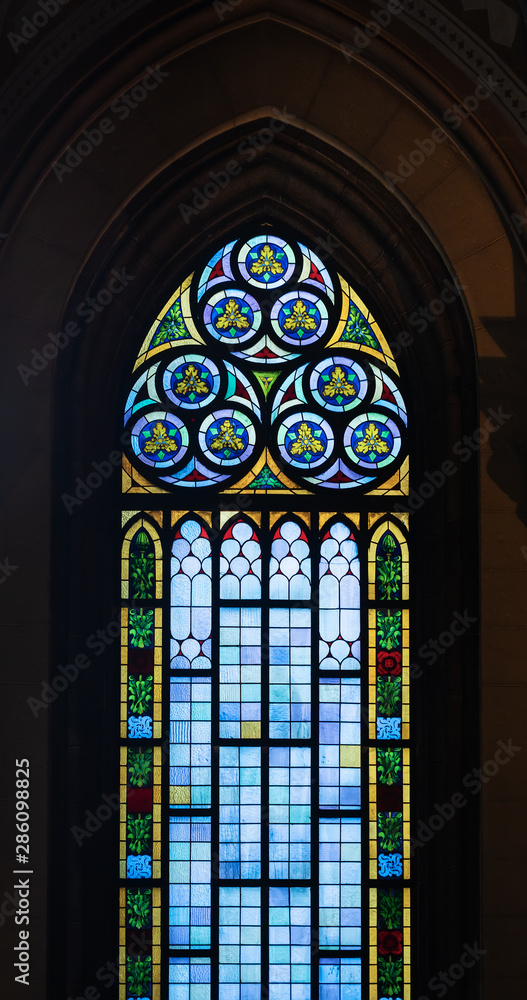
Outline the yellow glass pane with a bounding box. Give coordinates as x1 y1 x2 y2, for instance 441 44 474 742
241 721 261 739
340 745 360 767
170 786 190 805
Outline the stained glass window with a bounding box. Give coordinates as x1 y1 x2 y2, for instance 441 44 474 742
120 231 410 1000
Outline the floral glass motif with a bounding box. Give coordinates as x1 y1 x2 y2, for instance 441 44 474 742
310 356 368 412
270 291 328 346
319 522 360 671
199 409 256 466
269 520 310 600
376 531 402 602
164 355 221 409
129 529 155 601
171 520 211 670
121 231 412 1000
123 232 408 494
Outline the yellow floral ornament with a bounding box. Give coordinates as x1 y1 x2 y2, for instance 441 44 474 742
283 299 317 331
355 422 390 455
209 419 245 452
250 244 284 276
143 422 179 453
290 422 325 456
177 364 209 396
215 299 250 330
323 366 357 398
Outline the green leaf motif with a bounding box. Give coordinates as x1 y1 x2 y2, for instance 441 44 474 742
376 533 402 600
127 813 152 855
127 888 152 929
377 748 402 786
248 464 286 489
341 303 380 349
129 609 154 648
130 530 155 600
377 676 402 717
378 889 403 930
377 610 402 651
126 955 152 996
378 812 403 853
128 749 153 788
151 298 188 347
378 956 403 996
128 675 153 715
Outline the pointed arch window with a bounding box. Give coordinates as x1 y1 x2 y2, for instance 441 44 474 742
120 231 410 1000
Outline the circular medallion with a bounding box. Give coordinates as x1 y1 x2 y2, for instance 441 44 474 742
131 411 188 468
163 355 220 409
238 235 296 288
270 291 328 346
344 412 401 469
310 356 368 411
199 409 256 466
277 411 334 469
203 288 261 343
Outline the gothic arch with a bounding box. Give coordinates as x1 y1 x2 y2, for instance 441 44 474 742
1 4 524 997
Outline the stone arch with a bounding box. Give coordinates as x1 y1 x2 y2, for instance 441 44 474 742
1 5 524 997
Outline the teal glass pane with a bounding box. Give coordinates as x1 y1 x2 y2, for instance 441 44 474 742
169 958 211 1000
319 679 361 809
219 747 261 879
319 958 361 1000
269 887 311 1000
170 677 211 808
220 608 261 740
319 820 361 949
269 747 311 880
169 818 211 948
219 887 261 1000
269 608 311 740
